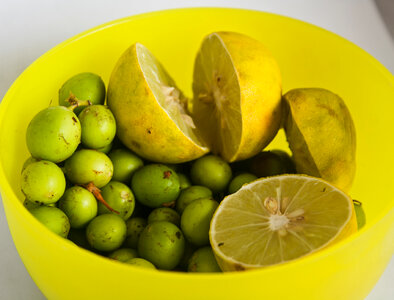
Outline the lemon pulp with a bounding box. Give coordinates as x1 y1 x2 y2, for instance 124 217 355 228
192 32 282 162
210 174 357 271
137 43 205 147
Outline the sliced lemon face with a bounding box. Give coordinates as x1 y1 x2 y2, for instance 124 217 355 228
108 43 209 163
210 174 357 271
192 32 282 162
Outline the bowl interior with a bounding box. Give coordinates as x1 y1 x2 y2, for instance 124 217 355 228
0 8 393 294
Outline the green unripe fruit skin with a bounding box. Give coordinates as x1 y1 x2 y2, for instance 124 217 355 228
176 185 213 214
108 248 138 262
98 181 135 220
79 105 116 149
178 173 192 190
108 149 144 184
188 247 221 272
181 198 219 246
271 150 296 173
86 214 127 252
23 199 56 210
249 151 293 178
59 72 106 114
67 228 93 250
21 161 66 204
190 155 232 194
125 258 156 269
22 157 40 173
58 186 98 229
64 149 113 188
26 106 81 163
96 142 113 154
148 208 180 227
178 240 196 270
30 206 70 238
228 173 258 194
125 217 148 249
138 221 185 270
131 164 180 208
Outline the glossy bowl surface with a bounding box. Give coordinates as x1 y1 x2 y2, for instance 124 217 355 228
0 8 393 300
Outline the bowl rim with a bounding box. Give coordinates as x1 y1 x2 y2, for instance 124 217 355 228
0 7 393 279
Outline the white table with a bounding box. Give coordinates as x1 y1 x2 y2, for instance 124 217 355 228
0 1 393 299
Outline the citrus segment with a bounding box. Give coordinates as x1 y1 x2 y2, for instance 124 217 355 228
192 32 282 162
210 175 357 271
108 43 208 163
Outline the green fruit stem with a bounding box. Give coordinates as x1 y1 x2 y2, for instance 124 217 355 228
66 93 92 111
83 182 119 214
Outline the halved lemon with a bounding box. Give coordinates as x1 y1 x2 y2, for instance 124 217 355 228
108 43 209 163
210 174 357 271
192 32 282 162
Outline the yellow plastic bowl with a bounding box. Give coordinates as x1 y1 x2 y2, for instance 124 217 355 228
0 8 393 300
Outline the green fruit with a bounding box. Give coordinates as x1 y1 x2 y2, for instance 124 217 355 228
26 106 81 163
178 173 192 190
178 240 196 270
96 142 113 154
271 150 296 173
79 105 116 149
21 160 66 204
67 228 93 250
108 248 138 262
249 151 292 178
131 164 180 208
125 258 156 269
190 155 232 193
59 72 106 114
108 148 144 184
22 157 40 173
58 186 98 228
188 247 221 272
228 173 258 194
147 207 180 227
23 199 56 210
30 206 70 238
86 214 127 252
353 200 366 229
64 149 113 188
180 197 219 246
98 181 135 220
125 217 147 249
138 221 185 270
175 185 213 214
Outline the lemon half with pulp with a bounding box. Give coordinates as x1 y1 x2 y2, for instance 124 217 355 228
210 174 357 271
192 32 282 162
108 43 209 163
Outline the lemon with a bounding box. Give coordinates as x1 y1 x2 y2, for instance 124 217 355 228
192 31 282 162
107 43 209 163
283 88 356 192
210 174 357 271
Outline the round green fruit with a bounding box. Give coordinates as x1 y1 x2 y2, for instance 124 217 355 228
138 221 185 270
131 164 180 208
30 206 70 238
26 106 81 163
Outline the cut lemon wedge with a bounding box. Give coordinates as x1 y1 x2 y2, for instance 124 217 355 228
210 174 357 271
192 32 282 162
108 43 209 163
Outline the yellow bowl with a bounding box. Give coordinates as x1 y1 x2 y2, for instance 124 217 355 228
0 8 393 300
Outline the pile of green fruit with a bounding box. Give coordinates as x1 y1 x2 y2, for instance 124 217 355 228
21 71 298 272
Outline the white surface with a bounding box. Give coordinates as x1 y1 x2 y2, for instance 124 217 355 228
0 0 393 299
